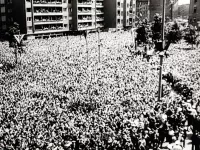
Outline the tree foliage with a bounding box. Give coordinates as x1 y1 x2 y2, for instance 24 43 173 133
6 22 20 47
184 25 198 45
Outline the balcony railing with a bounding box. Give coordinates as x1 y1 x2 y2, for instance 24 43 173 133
33 1 62 4
78 19 92 23
33 3 63 7
34 27 69 34
34 12 63 16
77 2 92 5
34 21 63 25
78 10 92 14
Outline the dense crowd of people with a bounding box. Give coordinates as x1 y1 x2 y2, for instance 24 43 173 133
0 30 200 150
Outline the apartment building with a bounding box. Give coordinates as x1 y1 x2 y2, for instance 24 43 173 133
104 0 123 29
12 0 70 38
104 0 136 29
0 0 13 36
72 0 104 31
189 0 200 26
124 0 136 27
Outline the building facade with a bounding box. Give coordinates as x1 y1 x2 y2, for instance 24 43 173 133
189 0 200 26
104 0 136 29
72 0 104 31
0 0 13 36
124 0 136 27
136 0 149 22
5 0 137 38
12 0 70 38
104 0 124 29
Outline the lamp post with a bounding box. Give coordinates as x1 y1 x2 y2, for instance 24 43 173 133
158 0 166 101
97 28 101 63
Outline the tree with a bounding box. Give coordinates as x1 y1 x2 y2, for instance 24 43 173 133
184 25 198 49
6 22 21 48
151 13 162 42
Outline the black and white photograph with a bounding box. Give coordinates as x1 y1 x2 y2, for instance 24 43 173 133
0 0 200 149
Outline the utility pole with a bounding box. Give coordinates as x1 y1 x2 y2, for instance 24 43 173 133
171 3 173 20
170 0 174 21
158 0 166 101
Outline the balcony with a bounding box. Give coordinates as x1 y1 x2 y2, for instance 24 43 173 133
78 26 96 30
34 20 63 25
96 17 104 21
33 0 62 5
34 12 63 16
96 19 104 22
96 24 104 28
78 12 92 15
78 19 92 23
77 2 92 7
34 28 68 34
33 3 63 7
96 12 104 15
96 2 103 7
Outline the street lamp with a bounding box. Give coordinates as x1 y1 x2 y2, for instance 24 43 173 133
158 0 166 101
170 0 174 21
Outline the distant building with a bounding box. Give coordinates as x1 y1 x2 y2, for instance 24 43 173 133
178 4 189 19
149 0 179 21
149 0 162 21
136 0 149 22
189 0 200 26
0 0 13 37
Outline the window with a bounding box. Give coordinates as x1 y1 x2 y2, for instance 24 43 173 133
27 17 31 21
8 8 12 13
28 26 32 31
7 0 12 4
194 7 197 13
69 8 72 13
27 8 31 12
2 25 6 30
117 19 120 24
1 7 5 13
1 16 6 22
0 0 5 4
